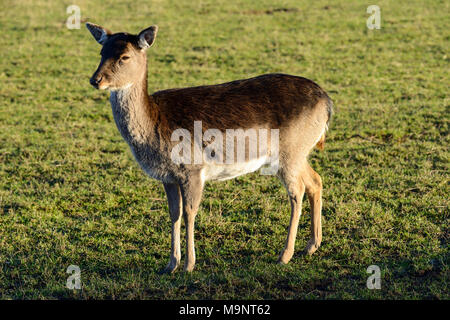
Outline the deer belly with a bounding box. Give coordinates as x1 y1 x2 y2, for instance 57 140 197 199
202 156 268 182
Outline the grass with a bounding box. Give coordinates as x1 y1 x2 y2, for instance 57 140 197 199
0 0 448 299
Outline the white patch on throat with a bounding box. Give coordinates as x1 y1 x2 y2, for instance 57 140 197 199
110 82 133 92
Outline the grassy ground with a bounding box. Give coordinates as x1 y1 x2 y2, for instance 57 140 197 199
0 0 448 299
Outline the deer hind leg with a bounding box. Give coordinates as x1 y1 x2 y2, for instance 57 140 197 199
160 182 183 274
302 163 323 255
179 173 204 272
278 171 306 264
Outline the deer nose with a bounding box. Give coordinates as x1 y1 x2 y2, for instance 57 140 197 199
90 75 103 87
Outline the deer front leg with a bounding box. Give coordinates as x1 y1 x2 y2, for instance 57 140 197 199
179 174 204 272
160 182 182 274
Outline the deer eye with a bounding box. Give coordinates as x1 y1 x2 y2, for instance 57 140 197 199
121 55 131 61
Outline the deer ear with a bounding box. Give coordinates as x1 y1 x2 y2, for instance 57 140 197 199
138 25 158 50
86 22 112 45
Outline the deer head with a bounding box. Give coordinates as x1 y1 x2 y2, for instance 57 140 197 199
86 23 158 90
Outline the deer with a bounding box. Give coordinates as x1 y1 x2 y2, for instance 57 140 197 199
86 22 333 273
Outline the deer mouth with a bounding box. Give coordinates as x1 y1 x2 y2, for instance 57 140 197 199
98 83 109 90
89 81 109 90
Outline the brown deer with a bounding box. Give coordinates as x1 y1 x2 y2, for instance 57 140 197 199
86 23 333 273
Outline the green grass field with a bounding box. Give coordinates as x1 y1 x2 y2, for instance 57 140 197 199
0 0 448 299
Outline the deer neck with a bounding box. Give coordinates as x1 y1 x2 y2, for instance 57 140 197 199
109 71 157 146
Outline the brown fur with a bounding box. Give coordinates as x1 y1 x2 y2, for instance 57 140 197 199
152 74 329 136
